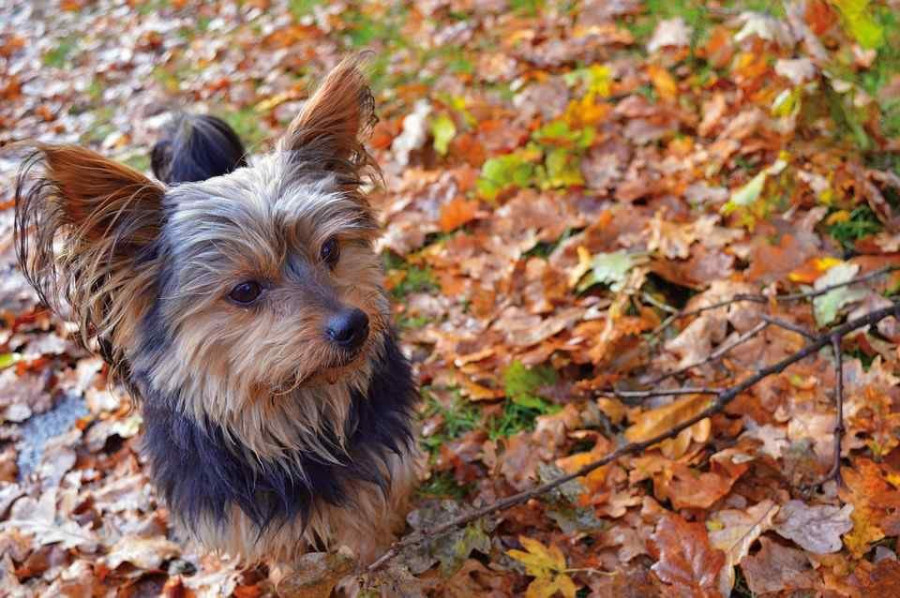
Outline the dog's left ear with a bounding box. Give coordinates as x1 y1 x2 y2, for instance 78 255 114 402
279 57 378 185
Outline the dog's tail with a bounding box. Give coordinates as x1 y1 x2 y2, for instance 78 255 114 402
150 113 247 184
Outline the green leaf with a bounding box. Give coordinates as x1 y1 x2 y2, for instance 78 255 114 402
503 361 556 407
833 0 884 49
431 113 456 156
477 151 537 200
577 250 646 292
724 170 767 212
542 147 584 189
0 354 20 370
812 262 868 326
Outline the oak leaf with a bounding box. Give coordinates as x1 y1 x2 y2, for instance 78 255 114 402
508 537 577 598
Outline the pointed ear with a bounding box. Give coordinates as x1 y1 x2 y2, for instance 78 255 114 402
278 57 379 183
15 145 165 359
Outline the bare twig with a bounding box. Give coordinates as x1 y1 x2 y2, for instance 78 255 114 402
648 320 769 385
600 387 723 399
826 335 845 485
366 301 900 572
641 292 679 314
759 315 817 341
648 266 897 339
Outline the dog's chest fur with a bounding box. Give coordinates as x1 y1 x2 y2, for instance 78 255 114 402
136 334 418 562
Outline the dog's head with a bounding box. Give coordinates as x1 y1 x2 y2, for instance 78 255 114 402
16 59 387 434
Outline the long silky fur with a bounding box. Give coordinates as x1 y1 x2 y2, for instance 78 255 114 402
12 59 419 565
14 145 165 383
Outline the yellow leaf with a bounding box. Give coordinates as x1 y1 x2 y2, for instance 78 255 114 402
647 64 678 102
509 537 577 598
625 394 713 445
788 257 844 283
825 210 851 225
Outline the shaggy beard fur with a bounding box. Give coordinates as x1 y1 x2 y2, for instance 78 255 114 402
14 58 419 566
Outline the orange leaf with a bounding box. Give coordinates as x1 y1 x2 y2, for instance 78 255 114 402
647 65 678 102
651 514 725 596
439 198 479 233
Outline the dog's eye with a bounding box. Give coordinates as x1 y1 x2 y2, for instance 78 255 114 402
228 281 263 305
320 237 340 268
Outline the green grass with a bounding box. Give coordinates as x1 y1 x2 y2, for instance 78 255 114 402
288 0 323 20
418 471 471 500
827 206 884 251
43 36 78 68
488 361 560 439
488 400 558 439
624 0 712 46
123 154 151 173
389 264 439 299
80 106 116 145
420 390 482 457
221 106 266 149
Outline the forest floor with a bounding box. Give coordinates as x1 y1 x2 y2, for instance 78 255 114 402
1 0 900 596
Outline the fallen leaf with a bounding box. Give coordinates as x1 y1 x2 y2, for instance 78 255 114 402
740 536 819 594
774 500 854 554
651 513 725 597
708 499 779 595
508 537 577 598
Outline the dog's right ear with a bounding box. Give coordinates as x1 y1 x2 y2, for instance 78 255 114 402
15 145 165 355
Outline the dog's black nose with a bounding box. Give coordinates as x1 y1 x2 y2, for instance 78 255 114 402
325 308 369 350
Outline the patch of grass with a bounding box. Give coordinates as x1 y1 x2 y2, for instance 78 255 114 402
624 0 712 46
827 206 883 251
489 400 558 439
503 361 557 409
43 36 78 68
488 361 561 439
510 0 545 16
221 106 266 149
390 265 439 299
398 313 430 330
420 390 482 457
80 106 116 145
341 4 408 49
418 471 471 499
122 154 151 173
288 0 323 20
136 0 169 15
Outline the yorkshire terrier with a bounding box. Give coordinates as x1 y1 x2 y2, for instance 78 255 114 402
15 58 419 566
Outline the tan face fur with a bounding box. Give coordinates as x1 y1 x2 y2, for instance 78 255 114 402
16 58 386 464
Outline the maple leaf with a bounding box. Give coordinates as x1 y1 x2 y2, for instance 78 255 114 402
508 537 577 598
651 513 725 597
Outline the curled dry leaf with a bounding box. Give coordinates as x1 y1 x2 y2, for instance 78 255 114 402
708 499 779 595
773 500 853 554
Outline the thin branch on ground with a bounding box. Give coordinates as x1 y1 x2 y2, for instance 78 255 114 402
366 301 900 573
760 315 817 341
599 387 723 399
825 335 845 485
648 320 769 385
648 266 897 339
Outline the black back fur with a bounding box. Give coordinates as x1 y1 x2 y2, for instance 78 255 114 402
139 334 417 535
150 114 248 184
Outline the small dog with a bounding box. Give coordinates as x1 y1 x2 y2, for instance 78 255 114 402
15 58 419 565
